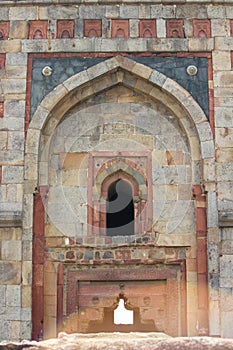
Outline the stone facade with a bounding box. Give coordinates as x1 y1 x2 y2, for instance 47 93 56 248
0 0 232 341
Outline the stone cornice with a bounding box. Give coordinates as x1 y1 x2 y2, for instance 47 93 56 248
5 38 213 54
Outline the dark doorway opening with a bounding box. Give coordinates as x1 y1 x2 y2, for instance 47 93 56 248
106 179 134 236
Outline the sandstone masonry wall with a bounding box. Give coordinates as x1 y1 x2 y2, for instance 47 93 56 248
0 0 233 341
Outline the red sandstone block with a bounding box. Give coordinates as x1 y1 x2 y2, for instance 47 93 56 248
115 249 131 260
66 251 75 260
196 207 207 234
231 20 233 36
197 273 208 309
0 22 9 40
0 102 4 118
84 20 102 37
197 308 209 335
139 20 156 38
33 235 45 265
197 238 207 274
33 264 44 286
193 20 211 38
33 193 45 236
166 20 184 38
57 264 64 285
28 21 48 39
32 285 44 340
0 55 5 70
192 184 206 207
57 20 74 38
112 20 129 38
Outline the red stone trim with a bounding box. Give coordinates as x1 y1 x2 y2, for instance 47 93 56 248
180 260 187 336
166 20 184 38
101 170 139 199
0 54 5 70
231 21 233 37
139 20 156 38
193 20 211 38
57 20 74 39
192 184 209 336
0 21 9 40
87 152 153 237
32 186 48 340
96 156 147 183
28 21 48 39
0 102 4 118
112 20 129 38
57 264 64 333
84 20 102 37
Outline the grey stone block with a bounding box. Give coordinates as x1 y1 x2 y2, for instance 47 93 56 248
6 53 27 66
216 163 233 182
1 241 22 261
9 6 36 20
106 5 120 19
0 321 11 341
207 192 218 228
139 5 151 18
176 5 207 19
20 321 32 340
1 78 26 94
0 286 6 307
6 285 21 307
120 5 139 19
47 5 79 19
4 100 26 118
2 166 24 184
21 308 31 321
79 5 106 19
207 5 225 19
0 7 9 21
0 150 24 165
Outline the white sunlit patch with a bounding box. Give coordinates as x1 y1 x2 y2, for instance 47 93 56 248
114 299 134 325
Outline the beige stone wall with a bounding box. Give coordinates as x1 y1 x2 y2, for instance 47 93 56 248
0 0 232 341
44 86 194 239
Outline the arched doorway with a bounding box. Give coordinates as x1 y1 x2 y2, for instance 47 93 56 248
25 56 215 339
106 179 134 236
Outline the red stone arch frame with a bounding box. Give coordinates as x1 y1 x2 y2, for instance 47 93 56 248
87 152 152 237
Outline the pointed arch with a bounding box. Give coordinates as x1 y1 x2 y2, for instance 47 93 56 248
24 53 215 248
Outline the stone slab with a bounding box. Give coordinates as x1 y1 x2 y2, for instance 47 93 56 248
2 333 233 349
